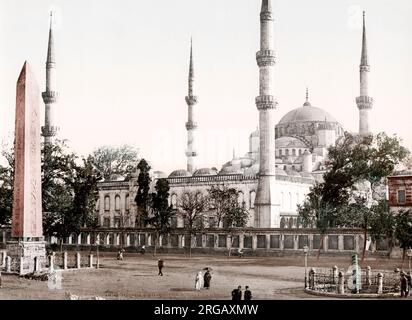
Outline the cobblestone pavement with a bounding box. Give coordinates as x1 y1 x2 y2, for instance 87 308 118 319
0 253 409 300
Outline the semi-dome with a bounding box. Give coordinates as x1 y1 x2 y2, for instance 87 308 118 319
193 168 217 176
275 136 308 148
219 166 242 175
169 169 192 178
278 105 338 125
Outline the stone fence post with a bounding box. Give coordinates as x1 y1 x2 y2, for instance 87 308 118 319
89 254 93 268
63 252 68 270
377 273 383 294
365 266 371 287
5 256 11 273
34 256 40 272
49 253 55 272
76 252 81 269
332 266 339 284
1 251 6 267
309 268 316 290
338 271 345 294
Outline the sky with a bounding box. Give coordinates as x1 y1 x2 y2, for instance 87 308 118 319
0 0 411 173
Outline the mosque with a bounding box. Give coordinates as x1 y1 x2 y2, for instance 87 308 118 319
41 2 373 230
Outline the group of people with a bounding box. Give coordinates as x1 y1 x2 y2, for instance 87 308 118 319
195 269 212 290
231 285 252 300
400 271 412 298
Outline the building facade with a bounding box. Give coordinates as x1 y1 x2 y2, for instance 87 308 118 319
388 170 412 213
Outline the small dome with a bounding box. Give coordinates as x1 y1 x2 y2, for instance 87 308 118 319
276 136 308 149
193 168 217 176
169 169 192 178
240 157 254 168
219 166 242 175
244 164 259 175
153 171 167 179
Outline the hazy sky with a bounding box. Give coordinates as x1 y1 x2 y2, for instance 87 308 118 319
0 0 411 173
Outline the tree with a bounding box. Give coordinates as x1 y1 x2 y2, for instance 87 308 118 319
0 143 13 226
298 132 409 260
207 186 250 256
135 159 151 227
92 144 139 181
146 179 175 256
394 210 412 258
42 140 101 250
178 190 208 258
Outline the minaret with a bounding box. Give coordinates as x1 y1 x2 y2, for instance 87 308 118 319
254 0 280 228
185 39 198 173
356 11 373 136
42 12 59 145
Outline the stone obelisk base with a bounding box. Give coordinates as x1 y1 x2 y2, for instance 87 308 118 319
6 239 46 275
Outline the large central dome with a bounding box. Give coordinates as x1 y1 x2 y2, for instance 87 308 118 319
278 105 338 125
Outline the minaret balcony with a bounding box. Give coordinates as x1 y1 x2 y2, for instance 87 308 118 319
356 96 373 109
185 151 198 157
186 122 198 130
256 95 278 110
360 65 370 72
41 125 59 137
256 50 276 67
260 11 274 21
185 95 198 105
42 91 59 104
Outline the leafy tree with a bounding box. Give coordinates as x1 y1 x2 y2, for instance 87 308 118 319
394 210 412 258
298 132 409 260
92 144 139 180
146 178 175 256
207 186 250 256
178 190 207 258
368 200 396 252
0 143 13 226
42 140 101 250
135 159 151 227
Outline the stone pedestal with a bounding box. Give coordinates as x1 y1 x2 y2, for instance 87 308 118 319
6 240 46 275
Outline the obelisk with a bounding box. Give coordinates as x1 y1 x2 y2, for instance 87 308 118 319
7 62 46 275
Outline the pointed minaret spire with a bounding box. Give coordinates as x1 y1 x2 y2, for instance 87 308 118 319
360 11 368 67
356 11 373 136
303 87 311 106
42 11 59 145
185 38 198 173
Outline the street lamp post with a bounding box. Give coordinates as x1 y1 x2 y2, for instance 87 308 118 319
303 245 309 288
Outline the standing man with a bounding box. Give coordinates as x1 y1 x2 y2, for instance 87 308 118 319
203 269 212 289
158 259 164 276
400 272 408 297
244 286 252 300
231 286 242 300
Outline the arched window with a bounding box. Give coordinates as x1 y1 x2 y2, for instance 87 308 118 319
292 149 296 156
104 196 110 211
115 195 121 211
299 149 302 155
288 218 293 229
95 199 100 212
171 194 177 209
125 194 130 211
285 149 289 156
250 191 256 209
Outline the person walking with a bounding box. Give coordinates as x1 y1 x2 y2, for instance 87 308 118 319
231 286 242 300
158 259 164 276
195 271 203 291
244 286 252 300
400 272 408 297
406 272 411 297
203 269 212 289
